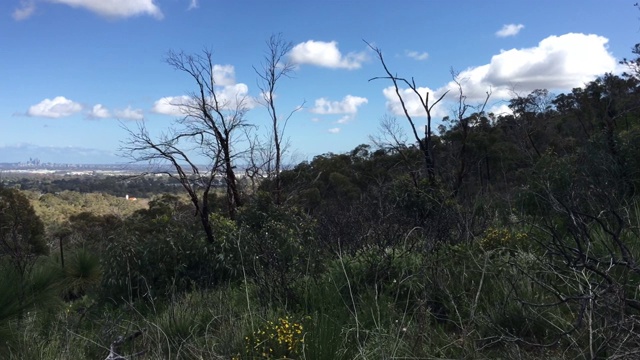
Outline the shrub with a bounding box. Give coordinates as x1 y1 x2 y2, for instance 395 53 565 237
0 188 47 278
242 315 307 359
237 193 317 306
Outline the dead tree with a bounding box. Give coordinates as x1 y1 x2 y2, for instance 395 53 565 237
367 41 448 184
448 70 491 196
122 124 219 243
244 128 275 193
166 49 247 217
254 34 302 204
370 115 422 186
122 49 249 242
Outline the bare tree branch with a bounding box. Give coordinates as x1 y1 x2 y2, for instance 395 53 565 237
366 40 448 183
254 34 303 204
121 49 249 242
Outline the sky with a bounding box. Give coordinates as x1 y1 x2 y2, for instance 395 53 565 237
0 0 637 164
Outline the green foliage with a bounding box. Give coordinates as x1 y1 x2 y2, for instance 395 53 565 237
0 261 62 351
0 267 26 345
4 58 640 359
61 248 101 300
0 188 47 277
101 228 215 301
100 195 231 302
5 174 186 198
238 193 317 305
242 315 307 359
302 313 352 360
325 247 423 309
65 211 124 250
479 227 529 250
152 294 210 355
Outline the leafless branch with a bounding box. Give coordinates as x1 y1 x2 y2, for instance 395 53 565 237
365 40 448 183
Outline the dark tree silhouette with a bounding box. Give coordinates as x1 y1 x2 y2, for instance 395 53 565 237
367 41 448 184
122 49 249 242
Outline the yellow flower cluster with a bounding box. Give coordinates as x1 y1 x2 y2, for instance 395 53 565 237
243 316 306 359
480 227 528 249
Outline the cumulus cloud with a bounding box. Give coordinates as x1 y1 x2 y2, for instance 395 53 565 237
151 66 255 114
14 0 163 20
152 95 192 116
88 104 111 119
212 64 236 86
153 84 255 116
383 33 617 120
452 33 616 98
289 40 367 70
327 127 341 134
382 86 449 119
217 83 255 108
310 95 368 114
27 96 82 118
496 24 525 37
13 0 36 20
487 103 513 117
406 50 429 61
52 0 163 19
115 106 144 120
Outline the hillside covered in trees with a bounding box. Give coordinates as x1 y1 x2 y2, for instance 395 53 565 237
2 39 640 359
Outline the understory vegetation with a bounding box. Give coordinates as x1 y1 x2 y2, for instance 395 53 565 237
3 42 640 359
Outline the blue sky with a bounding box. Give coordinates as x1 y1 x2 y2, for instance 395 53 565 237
0 0 637 164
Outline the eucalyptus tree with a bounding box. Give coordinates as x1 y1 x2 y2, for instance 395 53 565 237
0 187 47 278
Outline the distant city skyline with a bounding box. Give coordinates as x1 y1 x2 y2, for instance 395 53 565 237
1 0 636 164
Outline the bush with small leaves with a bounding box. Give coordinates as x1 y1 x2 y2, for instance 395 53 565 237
479 227 528 250
242 315 307 359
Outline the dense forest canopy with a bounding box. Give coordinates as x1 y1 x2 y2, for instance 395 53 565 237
1 33 640 359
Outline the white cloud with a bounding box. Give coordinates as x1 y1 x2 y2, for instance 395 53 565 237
27 96 82 118
454 33 617 97
187 0 198 10
382 86 449 119
289 40 367 70
440 64 511 102
487 103 512 117
152 84 255 116
310 95 368 114
152 95 192 116
212 64 236 86
496 24 524 38
328 127 341 134
406 50 429 61
216 83 256 109
115 106 144 120
336 115 352 124
382 33 617 121
13 0 36 20
43 0 163 19
88 104 111 119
